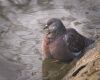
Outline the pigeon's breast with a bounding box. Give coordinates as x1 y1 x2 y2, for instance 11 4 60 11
49 35 73 60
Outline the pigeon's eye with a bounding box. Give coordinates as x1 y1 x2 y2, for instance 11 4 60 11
52 26 56 29
49 24 57 31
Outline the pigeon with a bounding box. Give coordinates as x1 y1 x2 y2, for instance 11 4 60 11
42 18 94 62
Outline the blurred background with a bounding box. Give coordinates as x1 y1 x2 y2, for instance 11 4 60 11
0 0 100 80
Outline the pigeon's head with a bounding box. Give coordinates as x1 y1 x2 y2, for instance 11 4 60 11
44 18 66 34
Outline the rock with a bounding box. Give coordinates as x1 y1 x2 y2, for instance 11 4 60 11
63 40 100 80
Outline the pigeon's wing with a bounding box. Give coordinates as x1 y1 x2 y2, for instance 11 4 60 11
64 28 85 52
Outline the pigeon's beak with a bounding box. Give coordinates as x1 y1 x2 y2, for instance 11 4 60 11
43 25 48 29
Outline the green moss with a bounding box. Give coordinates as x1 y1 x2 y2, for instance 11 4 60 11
42 59 77 80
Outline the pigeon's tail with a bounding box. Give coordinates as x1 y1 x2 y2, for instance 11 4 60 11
85 38 95 47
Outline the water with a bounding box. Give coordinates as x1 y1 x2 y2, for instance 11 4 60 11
0 0 100 80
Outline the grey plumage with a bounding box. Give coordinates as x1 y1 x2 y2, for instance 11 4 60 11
42 18 94 62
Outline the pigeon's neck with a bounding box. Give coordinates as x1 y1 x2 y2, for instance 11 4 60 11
47 29 66 42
